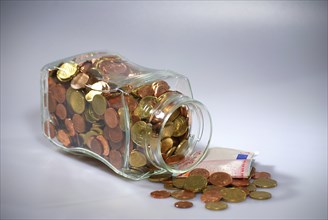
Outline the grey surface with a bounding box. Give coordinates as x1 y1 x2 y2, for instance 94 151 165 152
1 1 327 219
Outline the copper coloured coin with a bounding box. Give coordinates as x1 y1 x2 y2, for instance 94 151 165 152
200 190 223 203
107 126 123 143
209 172 232 187
231 178 250 187
57 129 71 147
55 103 67 120
189 168 210 179
109 150 123 169
165 154 185 165
253 172 271 179
171 190 196 200
150 190 171 199
104 107 119 128
47 92 57 113
174 201 193 209
52 84 66 104
64 118 75 136
72 114 86 133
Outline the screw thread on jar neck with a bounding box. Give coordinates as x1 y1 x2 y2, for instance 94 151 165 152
146 93 212 175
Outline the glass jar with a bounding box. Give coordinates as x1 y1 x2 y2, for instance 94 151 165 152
41 51 212 180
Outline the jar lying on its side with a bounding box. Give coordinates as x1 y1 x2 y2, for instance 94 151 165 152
41 51 212 180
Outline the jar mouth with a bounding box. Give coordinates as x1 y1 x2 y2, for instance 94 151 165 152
148 95 212 174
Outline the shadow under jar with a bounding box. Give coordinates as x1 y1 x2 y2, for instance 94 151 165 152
41 51 212 180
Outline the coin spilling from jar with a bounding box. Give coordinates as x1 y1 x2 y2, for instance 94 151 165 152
44 55 192 174
149 167 277 210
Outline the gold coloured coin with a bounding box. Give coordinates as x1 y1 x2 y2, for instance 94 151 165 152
148 173 172 182
131 121 152 146
205 201 228 211
168 109 180 122
57 62 78 81
161 122 174 138
253 178 278 188
221 188 247 203
183 175 208 193
129 150 147 167
70 90 85 114
161 137 173 153
172 178 186 189
175 139 188 155
172 115 188 137
91 94 107 115
85 90 102 102
247 183 257 192
249 191 272 200
134 96 157 119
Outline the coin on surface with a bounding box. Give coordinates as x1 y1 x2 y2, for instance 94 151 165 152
221 188 247 203
129 150 147 167
253 172 272 179
189 168 210 179
205 201 228 211
70 90 85 114
91 94 107 116
246 183 257 192
183 175 208 193
231 178 250 187
171 190 196 200
249 191 272 200
148 173 172 182
150 190 171 199
172 178 186 189
201 190 223 203
57 62 78 81
253 178 277 188
209 172 233 187
174 201 193 209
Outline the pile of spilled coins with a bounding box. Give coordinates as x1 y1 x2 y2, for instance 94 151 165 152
149 167 277 210
44 55 192 174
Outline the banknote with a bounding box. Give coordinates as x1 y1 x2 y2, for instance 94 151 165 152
180 147 257 178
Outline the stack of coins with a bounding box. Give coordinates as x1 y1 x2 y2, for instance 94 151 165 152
149 167 277 210
44 55 191 174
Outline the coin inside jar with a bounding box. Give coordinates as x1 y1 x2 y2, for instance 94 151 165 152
91 94 107 116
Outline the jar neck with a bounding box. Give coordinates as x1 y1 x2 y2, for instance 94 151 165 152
145 93 212 174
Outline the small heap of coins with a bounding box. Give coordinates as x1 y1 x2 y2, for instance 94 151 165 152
43 55 191 175
149 167 277 210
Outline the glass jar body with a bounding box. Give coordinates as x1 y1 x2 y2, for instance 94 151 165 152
41 51 212 180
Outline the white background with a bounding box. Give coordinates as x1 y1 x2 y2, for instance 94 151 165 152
1 1 327 219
